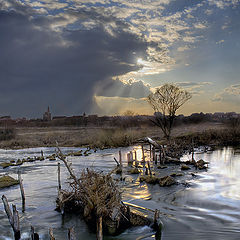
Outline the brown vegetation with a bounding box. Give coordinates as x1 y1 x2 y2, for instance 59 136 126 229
0 121 238 149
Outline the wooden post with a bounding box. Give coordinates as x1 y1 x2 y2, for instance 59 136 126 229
159 150 162 165
12 205 20 240
41 150 44 158
161 145 166 164
191 139 195 163
2 195 21 240
149 144 152 160
127 153 131 165
154 209 159 224
141 145 145 164
147 161 152 176
68 227 76 240
155 154 158 165
31 226 39 240
58 163 61 191
134 151 138 167
18 170 25 212
2 195 13 227
130 151 133 162
119 150 122 167
152 147 155 162
97 216 103 240
134 151 137 161
49 228 55 240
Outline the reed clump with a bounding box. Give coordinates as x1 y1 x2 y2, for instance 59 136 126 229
89 128 144 149
70 169 122 220
56 164 129 235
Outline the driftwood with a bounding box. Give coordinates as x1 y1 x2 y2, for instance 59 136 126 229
2 195 20 240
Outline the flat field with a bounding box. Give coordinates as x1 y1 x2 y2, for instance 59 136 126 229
0 122 225 149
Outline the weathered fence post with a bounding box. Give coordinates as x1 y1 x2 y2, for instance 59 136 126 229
18 170 25 212
2 195 21 240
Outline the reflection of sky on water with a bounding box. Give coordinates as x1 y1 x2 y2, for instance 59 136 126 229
185 147 240 201
1 146 240 240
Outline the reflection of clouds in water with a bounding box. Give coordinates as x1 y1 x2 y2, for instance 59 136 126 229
191 147 240 201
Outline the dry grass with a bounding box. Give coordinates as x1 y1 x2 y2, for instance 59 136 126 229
0 122 231 149
69 169 122 218
174 126 240 146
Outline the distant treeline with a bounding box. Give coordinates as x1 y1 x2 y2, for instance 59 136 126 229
0 112 239 128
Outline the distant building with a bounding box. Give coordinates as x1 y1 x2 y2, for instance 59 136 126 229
0 115 11 121
43 106 52 121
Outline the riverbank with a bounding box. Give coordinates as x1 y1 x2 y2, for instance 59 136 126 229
0 122 230 149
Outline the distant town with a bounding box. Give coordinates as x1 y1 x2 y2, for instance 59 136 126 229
0 107 239 128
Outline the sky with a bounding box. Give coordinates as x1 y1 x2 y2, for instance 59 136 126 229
0 0 239 118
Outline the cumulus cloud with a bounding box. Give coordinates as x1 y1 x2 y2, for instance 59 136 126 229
212 84 240 103
175 82 213 95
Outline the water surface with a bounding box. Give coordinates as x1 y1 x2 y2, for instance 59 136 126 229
0 146 240 240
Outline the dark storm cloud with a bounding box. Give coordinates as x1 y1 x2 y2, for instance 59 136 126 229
0 3 148 117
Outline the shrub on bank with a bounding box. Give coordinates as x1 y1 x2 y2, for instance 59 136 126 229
174 126 240 147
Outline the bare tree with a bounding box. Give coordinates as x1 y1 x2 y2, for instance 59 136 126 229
147 83 192 140
122 110 136 116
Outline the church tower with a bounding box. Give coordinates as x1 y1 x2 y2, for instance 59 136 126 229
43 106 52 121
